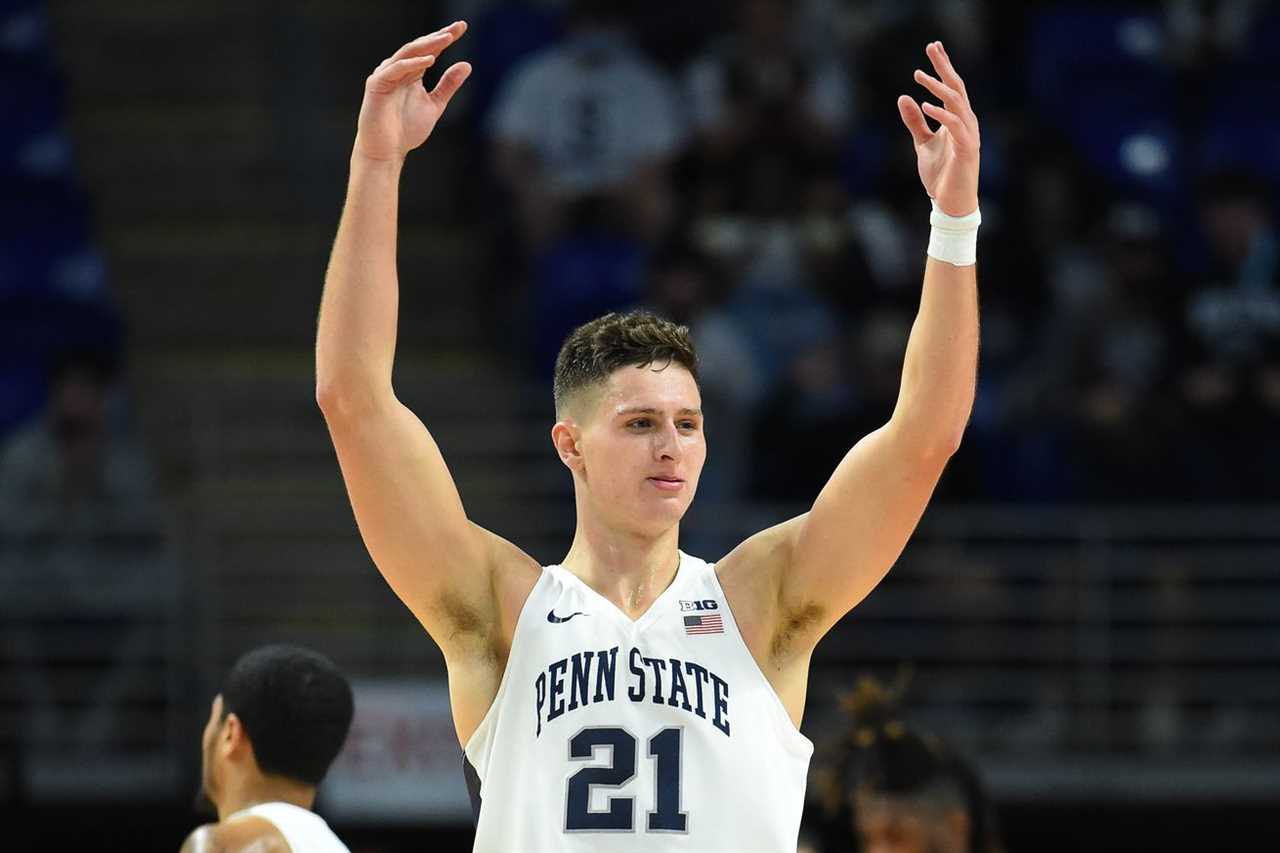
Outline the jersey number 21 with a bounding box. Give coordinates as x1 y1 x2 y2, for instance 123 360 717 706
565 726 687 833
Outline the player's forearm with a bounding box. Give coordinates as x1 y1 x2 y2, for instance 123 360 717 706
887 257 979 456
316 155 406 414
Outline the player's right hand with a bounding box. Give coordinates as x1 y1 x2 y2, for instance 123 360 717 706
353 22 471 163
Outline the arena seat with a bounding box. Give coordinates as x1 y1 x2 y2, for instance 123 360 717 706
1028 7 1169 110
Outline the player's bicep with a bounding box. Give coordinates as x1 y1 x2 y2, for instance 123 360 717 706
323 396 498 649
784 424 950 635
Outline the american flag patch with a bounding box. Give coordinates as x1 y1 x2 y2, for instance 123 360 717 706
684 614 723 635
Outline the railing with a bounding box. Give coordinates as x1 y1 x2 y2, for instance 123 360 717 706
5 476 1276 807
0 504 185 801
60 370 1273 807
179 481 1280 802
798 505 1280 802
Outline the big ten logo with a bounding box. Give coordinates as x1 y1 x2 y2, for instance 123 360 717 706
678 599 719 612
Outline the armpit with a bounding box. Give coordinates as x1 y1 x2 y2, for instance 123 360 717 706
770 600 827 665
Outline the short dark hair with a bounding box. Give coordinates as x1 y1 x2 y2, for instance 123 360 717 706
552 311 699 417
221 645 354 786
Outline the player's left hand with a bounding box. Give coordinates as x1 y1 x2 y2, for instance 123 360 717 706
897 41 980 216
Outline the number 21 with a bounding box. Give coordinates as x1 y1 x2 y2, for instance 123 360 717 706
565 726 687 833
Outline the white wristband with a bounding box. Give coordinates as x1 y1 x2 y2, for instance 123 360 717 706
927 199 981 267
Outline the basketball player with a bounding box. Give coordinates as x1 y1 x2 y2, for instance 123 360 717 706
316 21 980 852
179 645 354 853
815 678 1004 853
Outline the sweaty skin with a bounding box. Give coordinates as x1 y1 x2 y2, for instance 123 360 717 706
317 26 979 750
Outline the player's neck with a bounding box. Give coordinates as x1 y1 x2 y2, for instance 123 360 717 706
217 773 316 821
560 523 681 620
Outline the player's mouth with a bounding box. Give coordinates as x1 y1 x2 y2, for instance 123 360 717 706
647 477 685 492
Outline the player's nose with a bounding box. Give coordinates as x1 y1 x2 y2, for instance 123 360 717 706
653 423 683 460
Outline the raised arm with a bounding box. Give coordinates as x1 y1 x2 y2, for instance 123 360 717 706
316 24 538 672
722 42 981 659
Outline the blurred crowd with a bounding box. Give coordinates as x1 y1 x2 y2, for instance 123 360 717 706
454 0 1280 507
0 1 1276 842
0 0 172 796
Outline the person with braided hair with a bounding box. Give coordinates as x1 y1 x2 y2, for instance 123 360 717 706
812 676 1004 853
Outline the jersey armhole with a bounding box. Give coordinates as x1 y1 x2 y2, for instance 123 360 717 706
463 567 555 766
708 565 815 757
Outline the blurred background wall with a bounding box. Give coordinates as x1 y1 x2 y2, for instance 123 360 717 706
1 0 1278 849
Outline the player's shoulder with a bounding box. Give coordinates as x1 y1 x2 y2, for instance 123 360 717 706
471 522 543 592
715 514 804 587
179 816 289 853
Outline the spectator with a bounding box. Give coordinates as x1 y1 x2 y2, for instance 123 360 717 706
488 0 686 251
747 333 859 503
0 346 157 527
1176 170 1280 499
1165 0 1269 69
454 0 564 137
683 0 854 219
0 345 169 774
1063 204 1183 501
811 676 1005 853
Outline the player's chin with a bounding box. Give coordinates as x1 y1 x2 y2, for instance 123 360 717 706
639 490 695 526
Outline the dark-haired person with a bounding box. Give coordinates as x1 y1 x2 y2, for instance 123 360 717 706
316 21 980 853
815 679 1003 853
848 729 999 853
179 645 354 853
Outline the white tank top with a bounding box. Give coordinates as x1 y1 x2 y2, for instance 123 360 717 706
227 802 350 853
464 551 814 852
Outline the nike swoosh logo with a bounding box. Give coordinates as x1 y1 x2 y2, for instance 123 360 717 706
547 609 587 624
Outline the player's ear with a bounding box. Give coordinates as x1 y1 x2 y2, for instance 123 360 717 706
551 420 585 472
222 712 249 757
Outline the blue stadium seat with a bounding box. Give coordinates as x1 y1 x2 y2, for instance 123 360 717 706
0 177 90 243
0 232 105 300
1200 123 1280 185
467 0 563 132
533 234 646 375
0 65 71 180
1235 14 1280 71
1028 7 1170 110
0 290 122 437
1197 78 1280 183
1063 87 1185 208
0 2 119 441
0 0 52 69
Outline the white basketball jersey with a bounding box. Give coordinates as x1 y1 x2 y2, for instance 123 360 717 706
227 802 350 853
464 551 814 852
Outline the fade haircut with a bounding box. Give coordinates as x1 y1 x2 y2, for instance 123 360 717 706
221 644 355 787
552 311 699 419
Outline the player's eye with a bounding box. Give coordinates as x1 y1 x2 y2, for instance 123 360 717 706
628 419 651 429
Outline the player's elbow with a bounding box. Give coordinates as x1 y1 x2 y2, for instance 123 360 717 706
315 376 345 413
934 422 967 459
887 417 966 463
926 417 969 461
315 377 348 417
315 376 389 422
